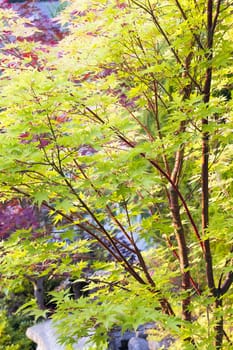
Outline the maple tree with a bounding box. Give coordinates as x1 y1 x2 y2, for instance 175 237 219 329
0 0 65 241
0 2 65 348
0 0 233 349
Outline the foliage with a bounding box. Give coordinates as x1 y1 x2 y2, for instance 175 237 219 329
0 0 65 43
0 2 66 348
0 0 233 349
0 302 36 350
0 199 42 239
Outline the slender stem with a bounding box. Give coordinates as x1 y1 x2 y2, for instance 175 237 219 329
215 298 223 349
202 0 215 293
10 184 175 315
124 105 155 142
171 144 184 186
174 0 204 50
147 157 203 249
63 176 146 281
73 159 156 286
131 0 202 92
212 0 222 33
166 236 201 295
220 271 233 295
85 115 203 251
202 1 225 348
169 186 191 321
146 82 171 175
10 184 148 284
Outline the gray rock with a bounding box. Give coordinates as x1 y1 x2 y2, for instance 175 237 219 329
136 323 157 339
26 320 174 350
108 328 135 350
26 320 92 350
128 337 150 350
147 336 174 350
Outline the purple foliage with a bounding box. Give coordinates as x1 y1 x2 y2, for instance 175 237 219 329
0 199 41 239
0 0 65 44
79 145 97 156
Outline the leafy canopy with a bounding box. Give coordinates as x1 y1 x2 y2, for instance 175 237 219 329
0 0 233 349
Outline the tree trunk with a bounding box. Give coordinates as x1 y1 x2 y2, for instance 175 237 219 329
33 276 46 310
169 186 191 322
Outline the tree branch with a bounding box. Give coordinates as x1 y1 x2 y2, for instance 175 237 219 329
174 0 204 50
130 0 202 92
220 271 233 295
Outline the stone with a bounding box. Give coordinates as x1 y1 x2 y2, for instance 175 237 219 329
128 337 150 350
108 327 135 350
26 320 174 350
147 336 174 350
136 323 157 339
26 320 92 350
